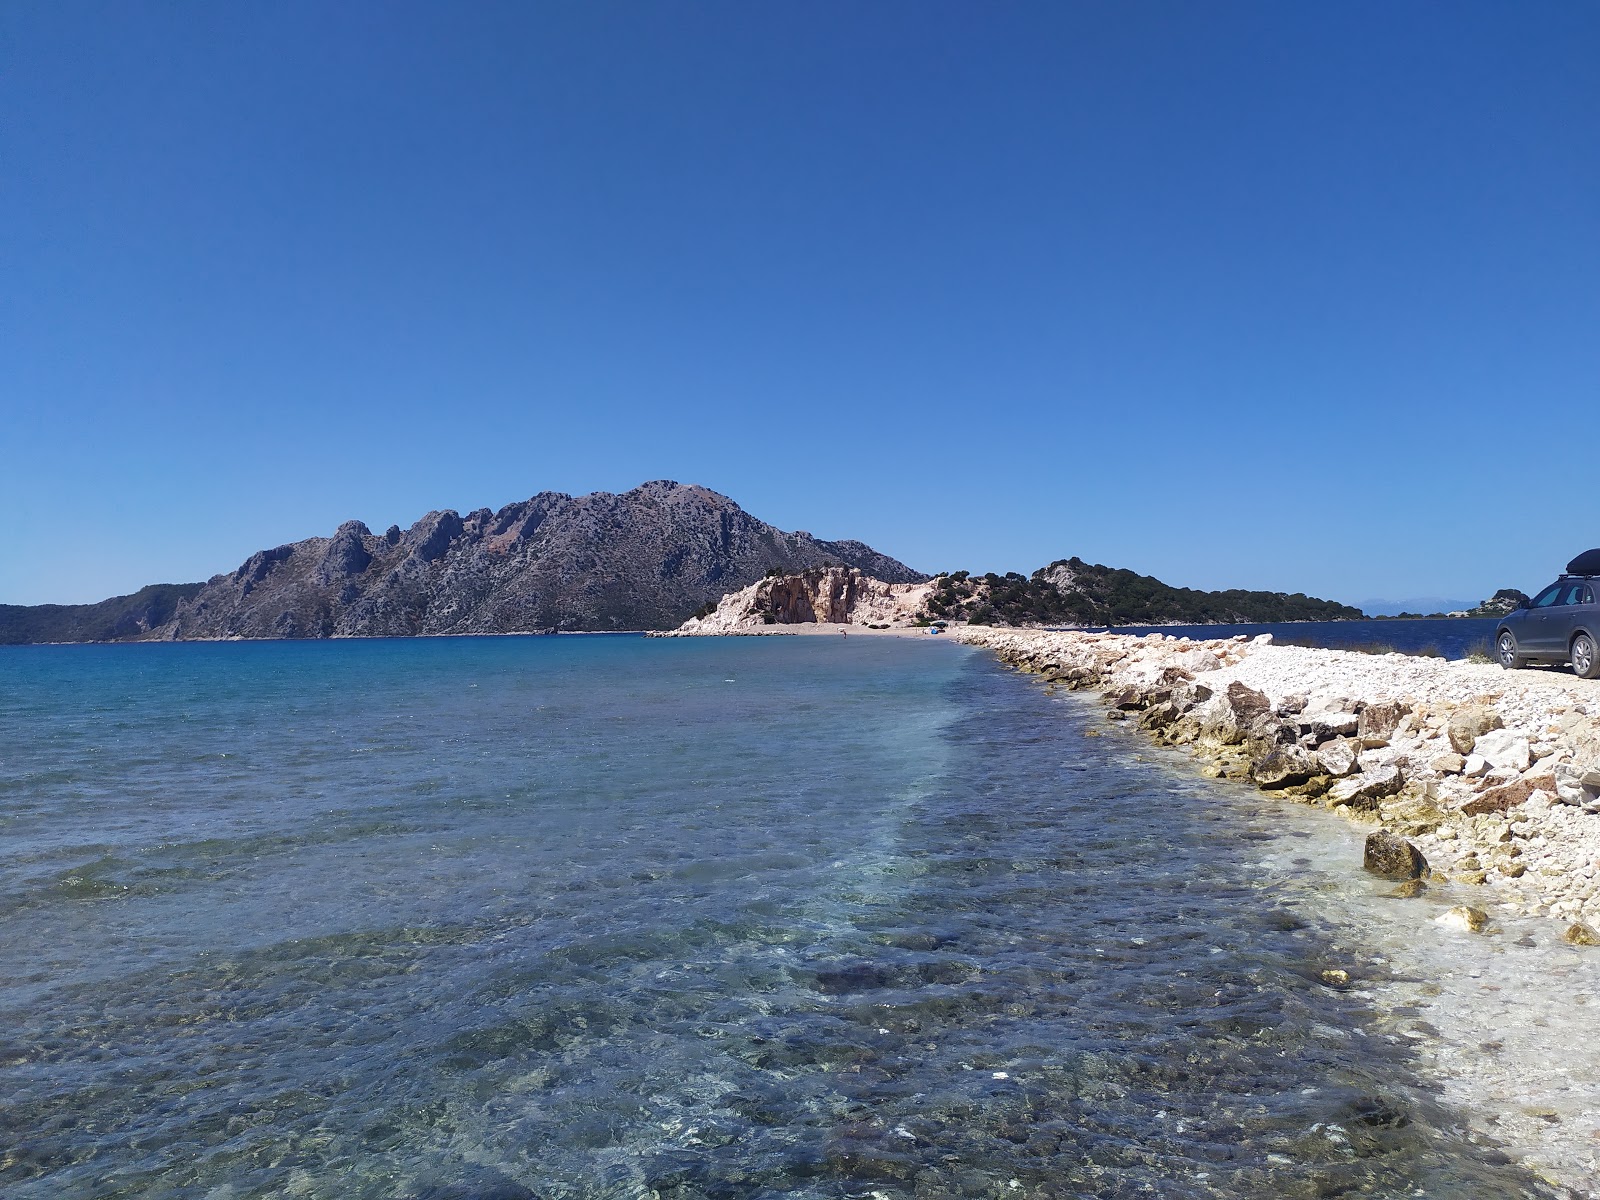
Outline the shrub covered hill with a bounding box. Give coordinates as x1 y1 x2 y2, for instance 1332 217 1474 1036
0 482 923 643
926 558 1363 627
0 583 205 646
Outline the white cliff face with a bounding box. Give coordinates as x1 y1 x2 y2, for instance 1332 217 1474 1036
670 568 936 634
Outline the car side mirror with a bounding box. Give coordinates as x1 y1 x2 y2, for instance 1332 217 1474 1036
1516 597 1530 610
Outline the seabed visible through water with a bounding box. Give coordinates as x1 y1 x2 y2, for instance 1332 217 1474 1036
0 634 1591 1198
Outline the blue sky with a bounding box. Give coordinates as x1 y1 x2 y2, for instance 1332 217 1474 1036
4 2 1596 608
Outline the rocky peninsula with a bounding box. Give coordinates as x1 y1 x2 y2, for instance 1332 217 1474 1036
954 626 1600 934
955 626 1600 1196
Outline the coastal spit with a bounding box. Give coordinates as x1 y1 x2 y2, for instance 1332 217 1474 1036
954 626 1600 937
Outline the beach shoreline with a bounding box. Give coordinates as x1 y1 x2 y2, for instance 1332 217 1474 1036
956 625 1600 1196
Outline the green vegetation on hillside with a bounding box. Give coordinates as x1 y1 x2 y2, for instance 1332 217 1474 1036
924 558 1362 627
0 583 203 645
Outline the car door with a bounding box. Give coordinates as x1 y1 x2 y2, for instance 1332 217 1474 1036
1523 582 1567 653
1561 582 1599 660
1540 581 1590 655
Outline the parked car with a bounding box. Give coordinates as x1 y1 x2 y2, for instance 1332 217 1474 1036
1495 549 1600 678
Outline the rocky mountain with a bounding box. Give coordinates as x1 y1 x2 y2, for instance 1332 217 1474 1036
925 558 1363 626
100 481 922 640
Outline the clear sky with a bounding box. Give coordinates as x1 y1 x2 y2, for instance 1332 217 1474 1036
4 1 1596 608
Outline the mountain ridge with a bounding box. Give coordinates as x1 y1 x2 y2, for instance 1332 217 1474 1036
0 482 924 643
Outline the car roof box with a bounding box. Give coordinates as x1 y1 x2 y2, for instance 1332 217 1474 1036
1568 548 1600 576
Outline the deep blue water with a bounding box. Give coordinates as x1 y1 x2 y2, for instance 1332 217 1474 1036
0 635 1554 1198
1080 618 1502 661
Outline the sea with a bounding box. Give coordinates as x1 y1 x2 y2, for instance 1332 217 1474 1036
0 633 1572 1199
1068 618 1502 662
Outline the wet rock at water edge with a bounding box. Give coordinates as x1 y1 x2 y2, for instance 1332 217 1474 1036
1388 878 1428 898
1436 906 1490 933
1251 746 1319 789
1364 830 1427 881
1328 764 1404 809
1563 922 1600 947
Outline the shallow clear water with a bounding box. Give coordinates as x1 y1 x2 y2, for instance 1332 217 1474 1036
0 635 1560 1198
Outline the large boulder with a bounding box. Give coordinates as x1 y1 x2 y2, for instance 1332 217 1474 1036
1448 705 1504 755
1357 701 1412 749
1316 737 1360 778
1472 728 1533 772
1199 682 1274 746
1328 764 1405 808
1252 746 1321 789
1297 710 1360 742
1459 772 1558 816
1364 830 1427 880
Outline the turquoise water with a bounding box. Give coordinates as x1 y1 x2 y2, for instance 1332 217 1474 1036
0 635 1555 1198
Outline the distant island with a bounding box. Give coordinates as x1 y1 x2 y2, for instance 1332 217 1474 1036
1369 589 1530 621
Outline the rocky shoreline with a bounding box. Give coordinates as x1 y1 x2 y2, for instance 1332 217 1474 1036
953 626 1600 936
955 625 1600 1195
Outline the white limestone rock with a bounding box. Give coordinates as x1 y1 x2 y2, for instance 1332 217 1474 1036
1473 728 1533 773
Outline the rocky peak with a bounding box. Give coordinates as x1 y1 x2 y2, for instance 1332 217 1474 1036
126 482 923 640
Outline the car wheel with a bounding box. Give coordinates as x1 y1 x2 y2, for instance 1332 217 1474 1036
1572 633 1599 680
1497 630 1525 670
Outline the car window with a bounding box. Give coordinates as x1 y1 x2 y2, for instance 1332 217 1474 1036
1562 584 1588 605
1586 586 1597 606
1532 583 1565 607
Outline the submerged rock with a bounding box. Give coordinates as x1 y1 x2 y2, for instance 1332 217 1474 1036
1563 922 1600 947
1436 906 1490 933
1364 830 1428 881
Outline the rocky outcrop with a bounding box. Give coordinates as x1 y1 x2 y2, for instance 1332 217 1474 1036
663 567 936 634
133 482 924 639
955 625 1600 930
1459 589 1530 618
